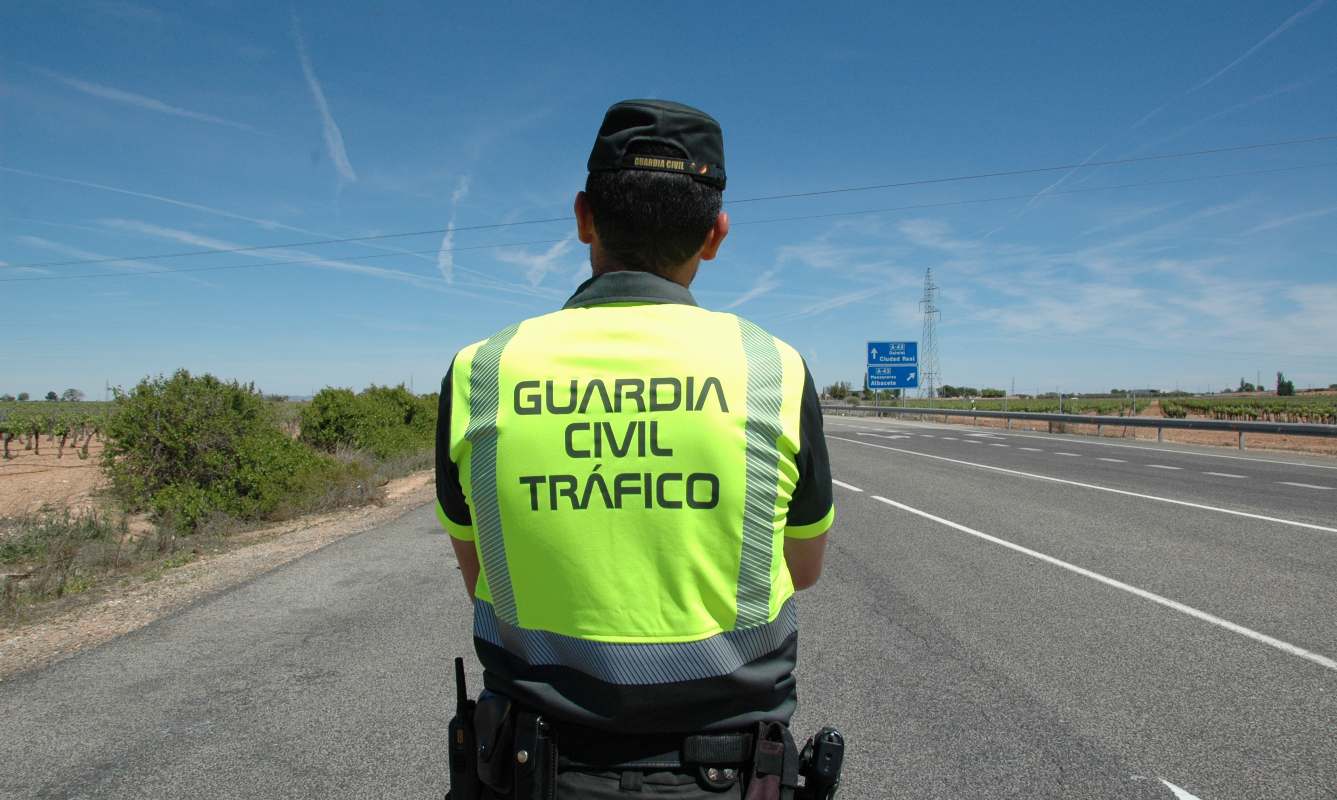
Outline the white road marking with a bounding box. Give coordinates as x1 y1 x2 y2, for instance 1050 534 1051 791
942 436 958 441
1055 452 1080 457
827 435 1337 535
1204 472 1246 479
869 494 1337 674
1147 464 1183 470
823 414 1337 470
1098 457 1126 463
831 479 863 493
1161 778 1205 800
919 435 935 438
989 443 1009 447
1018 447 1043 452
1278 481 1333 491
963 440 982 445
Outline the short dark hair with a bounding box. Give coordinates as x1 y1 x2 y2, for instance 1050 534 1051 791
584 142 723 274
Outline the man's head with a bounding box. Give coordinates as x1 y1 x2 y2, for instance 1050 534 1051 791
576 99 729 287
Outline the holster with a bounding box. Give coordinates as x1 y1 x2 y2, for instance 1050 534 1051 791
474 690 516 795
512 712 556 800
745 722 800 800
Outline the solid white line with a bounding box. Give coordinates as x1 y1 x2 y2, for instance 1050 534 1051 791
1278 481 1333 491
1055 452 1080 457
1098 457 1126 463
1018 447 1043 452
823 414 1337 470
1148 464 1183 470
1204 472 1246 479
827 435 1337 534
869 494 1337 674
831 479 864 493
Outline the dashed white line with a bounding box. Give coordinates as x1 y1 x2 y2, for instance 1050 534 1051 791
1147 464 1183 471
942 437 958 441
1098 457 1126 463
869 494 1337 674
1203 472 1246 479
1161 778 1205 800
827 435 1337 535
831 479 864 493
919 434 935 438
1018 447 1043 452
989 443 1009 448
1278 481 1333 491
963 440 982 445
1055 452 1080 457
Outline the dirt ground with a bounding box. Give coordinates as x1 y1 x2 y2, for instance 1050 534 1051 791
0 471 435 680
0 438 108 517
884 402 1337 457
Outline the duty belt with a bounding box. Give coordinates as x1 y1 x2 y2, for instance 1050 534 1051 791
554 724 755 771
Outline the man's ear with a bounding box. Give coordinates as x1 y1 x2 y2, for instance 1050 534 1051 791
575 192 597 244
699 211 730 261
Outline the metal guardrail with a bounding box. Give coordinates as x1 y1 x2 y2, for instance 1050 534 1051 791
820 404 1337 449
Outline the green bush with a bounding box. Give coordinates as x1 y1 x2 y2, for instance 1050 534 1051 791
300 384 436 459
102 370 350 532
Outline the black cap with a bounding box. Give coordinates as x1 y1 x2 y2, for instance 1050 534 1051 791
587 99 726 190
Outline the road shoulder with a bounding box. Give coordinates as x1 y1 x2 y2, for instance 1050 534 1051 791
0 471 436 681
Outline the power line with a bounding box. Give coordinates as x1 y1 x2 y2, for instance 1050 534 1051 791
4 131 1334 272
3 161 1333 284
728 132 1337 203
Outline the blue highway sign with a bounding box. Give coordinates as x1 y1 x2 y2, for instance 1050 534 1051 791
867 341 918 366
867 365 919 389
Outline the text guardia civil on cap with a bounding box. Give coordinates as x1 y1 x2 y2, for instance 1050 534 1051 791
587 99 726 190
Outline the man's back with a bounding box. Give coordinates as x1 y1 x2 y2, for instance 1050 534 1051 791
437 270 833 733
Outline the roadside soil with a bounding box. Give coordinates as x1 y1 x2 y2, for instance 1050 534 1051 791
872 402 1337 457
0 471 436 681
0 438 107 516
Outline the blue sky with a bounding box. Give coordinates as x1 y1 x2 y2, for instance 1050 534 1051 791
3 1 1336 398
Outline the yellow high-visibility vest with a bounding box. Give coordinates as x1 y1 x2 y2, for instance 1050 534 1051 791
437 270 833 732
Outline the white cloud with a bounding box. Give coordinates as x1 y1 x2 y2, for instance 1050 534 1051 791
292 12 356 184
725 269 779 309
1245 204 1337 235
33 67 264 134
493 235 576 287
436 175 471 283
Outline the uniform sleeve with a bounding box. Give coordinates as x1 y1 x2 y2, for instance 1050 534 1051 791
435 362 476 541
784 361 835 539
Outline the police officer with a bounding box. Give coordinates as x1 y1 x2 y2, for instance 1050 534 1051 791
436 99 835 798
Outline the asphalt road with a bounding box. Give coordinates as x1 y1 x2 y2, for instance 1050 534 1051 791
2 417 1334 799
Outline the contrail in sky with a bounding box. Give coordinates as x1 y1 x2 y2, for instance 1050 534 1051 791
1190 0 1328 93
31 67 266 134
436 176 471 283
292 12 357 184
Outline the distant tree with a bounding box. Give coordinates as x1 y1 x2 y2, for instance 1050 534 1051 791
16 392 29 402
1237 379 1256 393
823 381 852 400
44 391 59 402
1276 372 1295 397
1330 383 1337 390
981 388 1005 398
0 394 13 402
61 388 85 402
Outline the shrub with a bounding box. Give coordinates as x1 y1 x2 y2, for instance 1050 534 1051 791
102 370 350 532
300 384 436 459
